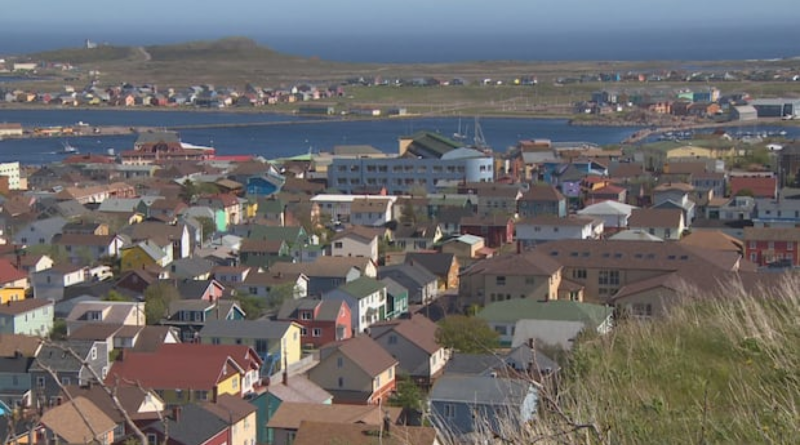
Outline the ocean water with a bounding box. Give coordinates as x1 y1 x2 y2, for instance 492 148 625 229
0 28 797 63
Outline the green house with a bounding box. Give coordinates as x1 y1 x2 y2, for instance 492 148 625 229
380 277 409 320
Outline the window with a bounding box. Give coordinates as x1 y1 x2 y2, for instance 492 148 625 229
572 269 587 279
337 356 344 368
632 303 653 318
36 376 45 388
788 242 794 251
598 270 619 286
196 390 209 401
334 242 343 249
300 311 312 320
388 334 397 345
255 339 268 355
61 376 71 386
525 277 535 285
495 276 506 286
494 325 507 335
301 327 308 336
338 377 344 388
443 403 456 419
232 376 238 389
212 337 220 345
91 347 97 360
768 241 775 250
312 328 322 337
147 434 158 445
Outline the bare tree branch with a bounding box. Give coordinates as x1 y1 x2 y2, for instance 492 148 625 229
33 360 101 444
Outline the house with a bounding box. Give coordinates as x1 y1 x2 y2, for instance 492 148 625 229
165 257 217 280
369 314 449 388
308 335 398 405
477 299 614 348
148 198 188 222
0 299 53 336
13 253 54 276
0 333 42 358
444 346 559 381
201 394 258 445
277 299 352 349
211 265 252 287
652 182 697 224
704 196 755 221
577 200 638 233
691 172 727 197
610 272 694 318
730 176 778 199
105 344 261 405
65 301 145 335
61 384 165 438
586 183 627 204
459 250 565 308
0 354 34 410
429 374 537 436
31 264 88 302
322 276 387 334
291 421 439 445
52 234 125 265
196 194 243 229
350 197 393 227
679 230 744 255
198 319 302 376
257 377 333 445
392 222 443 252
164 299 245 342
379 278 409 320
378 263 438 306
29 340 109 401
246 174 284 198
515 216 602 249
38 396 117 445
331 226 381 264
62 221 109 236
459 215 514 248
69 324 180 354
138 403 229 445
436 206 475 236
477 185 522 217
124 221 192 259
0 259 28 303
271 256 376 297
12 217 67 247
120 240 171 271
439 234 490 267
517 184 566 218
405 252 460 290
627 208 686 240
239 239 290 268
743 227 800 267
239 269 308 304
266 403 401 445
753 194 800 227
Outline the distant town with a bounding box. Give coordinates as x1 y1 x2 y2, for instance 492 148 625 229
1 43 800 445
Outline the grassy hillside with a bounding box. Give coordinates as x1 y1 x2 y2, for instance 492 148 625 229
531 277 800 444
32 45 137 64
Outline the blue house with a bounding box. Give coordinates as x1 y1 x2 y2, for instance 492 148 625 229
246 174 285 198
429 374 538 436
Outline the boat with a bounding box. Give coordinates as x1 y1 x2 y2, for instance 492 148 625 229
60 141 79 154
452 118 467 141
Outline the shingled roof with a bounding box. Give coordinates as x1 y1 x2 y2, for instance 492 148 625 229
320 335 397 377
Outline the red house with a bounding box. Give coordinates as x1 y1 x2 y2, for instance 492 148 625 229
743 227 800 267
459 215 515 248
730 176 778 199
276 299 352 348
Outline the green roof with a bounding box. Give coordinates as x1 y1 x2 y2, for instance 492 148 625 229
404 131 462 157
248 226 307 243
257 199 284 214
478 300 613 328
338 276 386 299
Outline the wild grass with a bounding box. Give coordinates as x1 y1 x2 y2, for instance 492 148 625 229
445 275 800 444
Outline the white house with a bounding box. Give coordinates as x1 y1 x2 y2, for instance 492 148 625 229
322 276 387 334
0 162 23 190
31 264 89 302
515 216 603 249
349 198 393 227
310 194 398 224
577 200 638 231
627 208 686 241
330 226 381 264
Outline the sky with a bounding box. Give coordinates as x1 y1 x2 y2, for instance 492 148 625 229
2 0 798 36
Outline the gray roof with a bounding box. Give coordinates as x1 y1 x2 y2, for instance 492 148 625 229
167 257 216 279
444 353 508 376
430 374 535 407
30 340 97 373
378 264 437 289
147 403 227 445
199 319 293 340
405 253 455 277
18 216 67 237
505 344 560 374
379 277 408 298
0 356 34 374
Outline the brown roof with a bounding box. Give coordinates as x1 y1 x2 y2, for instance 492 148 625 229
0 298 52 315
267 402 402 430
292 421 437 445
68 323 123 341
680 230 744 252
0 334 42 357
478 185 521 199
332 226 384 243
61 384 162 423
460 215 512 227
521 184 564 202
130 326 177 353
371 314 441 354
611 272 687 301
730 176 778 198
463 250 562 277
628 208 683 228
609 163 647 179
654 182 695 192
53 233 116 247
282 177 325 194
240 238 286 253
350 198 391 213
743 227 800 242
243 270 303 287
517 215 596 227
201 394 257 423
40 396 117 443
322 336 397 377
275 256 373 278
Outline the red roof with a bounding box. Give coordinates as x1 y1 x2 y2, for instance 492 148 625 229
213 155 255 162
729 177 777 199
0 259 26 285
62 154 116 164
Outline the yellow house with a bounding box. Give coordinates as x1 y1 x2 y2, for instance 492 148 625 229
244 200 258 220
0 288 25 304
198 320 302 372
120 240 169 271
202 394 258 445
666 145 736 160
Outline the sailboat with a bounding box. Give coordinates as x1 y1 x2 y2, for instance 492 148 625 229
59 141 79 154
472 116 490 151
452 118 467 141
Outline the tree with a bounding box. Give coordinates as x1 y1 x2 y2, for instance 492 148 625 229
435 315 499 353
196 216 216 243
50 319 67 340
180 179 198 203
399 200 417 225
103 289 129 302
144 282 181 324
267 282 298 310
389 373 424 413
235 294 266 320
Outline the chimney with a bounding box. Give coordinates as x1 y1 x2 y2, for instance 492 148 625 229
118 349 125 362
282 353 289 386
172 406 181 422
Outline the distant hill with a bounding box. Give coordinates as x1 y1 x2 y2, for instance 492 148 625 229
32 45 137 64
144 37 298 63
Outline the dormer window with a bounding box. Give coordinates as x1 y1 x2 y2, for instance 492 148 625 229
87 311 102 321
300 311 312 321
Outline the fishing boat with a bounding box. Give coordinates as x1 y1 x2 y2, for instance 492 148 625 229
59 141 79 154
